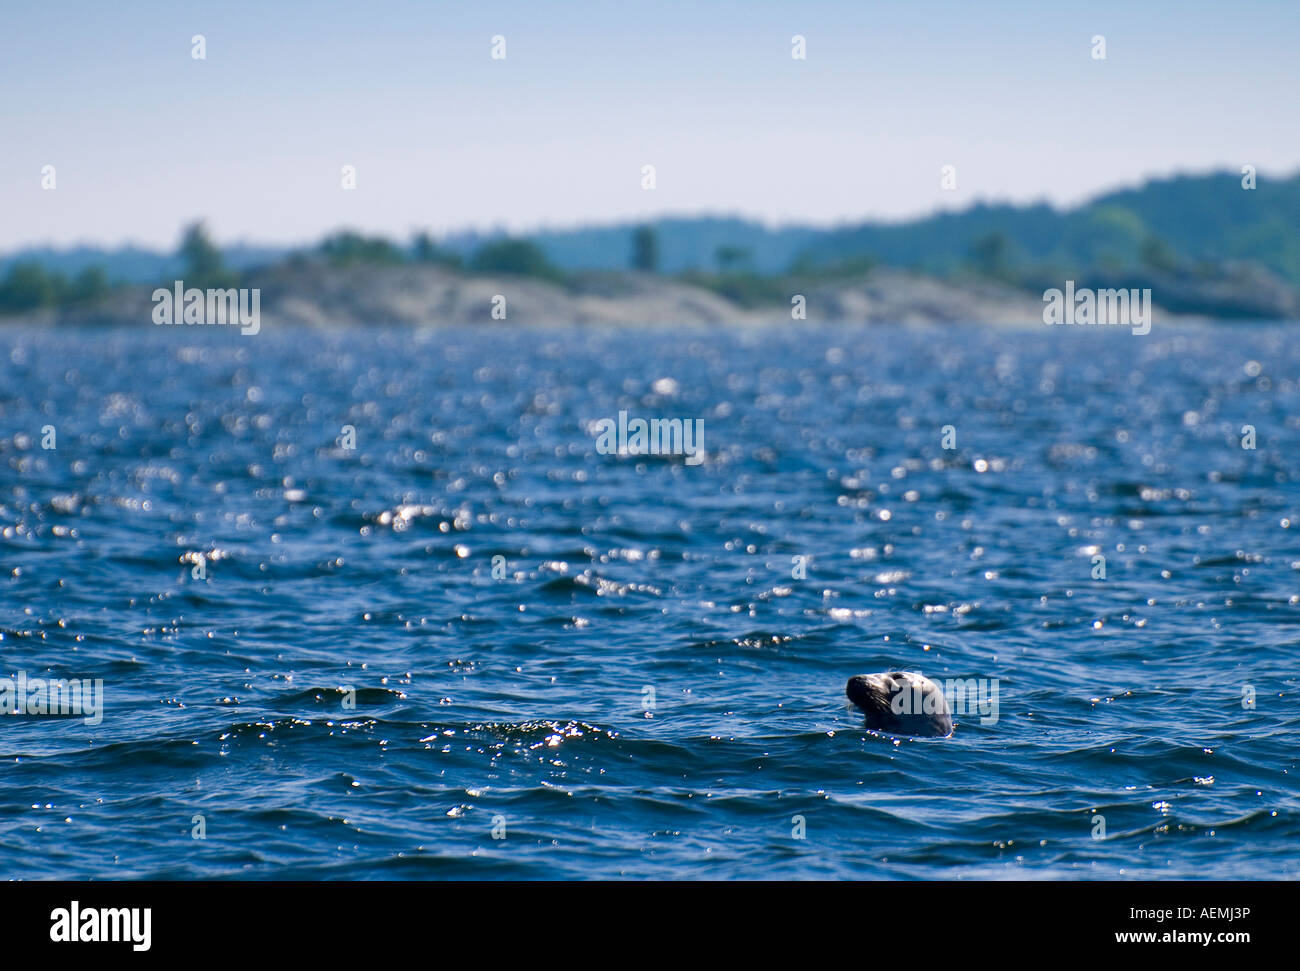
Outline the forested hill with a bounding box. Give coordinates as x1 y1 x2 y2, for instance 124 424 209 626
3 169 1297 303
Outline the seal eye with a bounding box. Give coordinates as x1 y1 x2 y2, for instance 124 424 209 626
888 671 906 681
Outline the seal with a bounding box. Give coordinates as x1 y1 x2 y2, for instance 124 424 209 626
846 671 953 737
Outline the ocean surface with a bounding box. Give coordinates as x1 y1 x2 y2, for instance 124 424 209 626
1 322 1297 880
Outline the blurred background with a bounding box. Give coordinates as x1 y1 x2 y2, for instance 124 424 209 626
2 0 1298 322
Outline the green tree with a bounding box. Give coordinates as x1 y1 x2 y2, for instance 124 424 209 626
1140 236 1179 274
67 266 109 304
319 230 405 266
631 226 659 272
0 262 60 312
411 231 462 267
470 238 561 280
178 221 235 287
412 231 437 262
714 245 753 273
968 231 1012 280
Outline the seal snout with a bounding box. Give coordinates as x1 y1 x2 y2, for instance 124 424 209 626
846 674 891 715
845 670 954 738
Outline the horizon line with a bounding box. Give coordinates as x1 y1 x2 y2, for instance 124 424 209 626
4 162 1295 259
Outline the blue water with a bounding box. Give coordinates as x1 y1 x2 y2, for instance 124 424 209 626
1 323 1297 879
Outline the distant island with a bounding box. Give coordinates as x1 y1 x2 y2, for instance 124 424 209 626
2 169 1297 326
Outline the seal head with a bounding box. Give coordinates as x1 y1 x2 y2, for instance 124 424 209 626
846 671 953 737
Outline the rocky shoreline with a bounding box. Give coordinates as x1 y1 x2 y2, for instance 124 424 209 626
0 263 1247 329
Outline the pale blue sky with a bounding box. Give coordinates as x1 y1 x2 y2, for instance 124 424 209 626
2 0 1297 250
